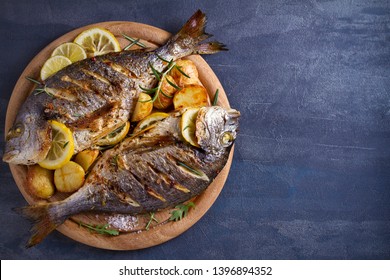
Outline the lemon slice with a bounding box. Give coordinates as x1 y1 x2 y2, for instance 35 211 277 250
97 121 130 146
133 112 170 134
40 55 72 81
51 42 87 63
181 107 200 147
38 121 75 170
74 27 121 57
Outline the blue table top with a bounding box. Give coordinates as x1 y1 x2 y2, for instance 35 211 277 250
0 0 389 259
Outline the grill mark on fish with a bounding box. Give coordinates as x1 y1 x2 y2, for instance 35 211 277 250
61 75 92 91
126 167 165 208
145 188 166 202
148 163 192 194
102 59 138 78
68 102 118 130
106 180 141 208
143 161 185 199
45 87 78 102
88 59 130 88
81 69 111 85
162 151 209 183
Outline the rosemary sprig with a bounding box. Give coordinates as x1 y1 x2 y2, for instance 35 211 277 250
156 54 170 63
212 89 219 106
122 34 147 50
62 141 69 149
145 212 158 230
108 123 126 138
177 161 203 177
139 56 182 105
25 76 42 85
169 202 195 222
79 222 119 236
149 62 161 81
25 76 53 97
165 76 181 90
175 65 191 79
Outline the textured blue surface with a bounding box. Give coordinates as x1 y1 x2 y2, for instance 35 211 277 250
0 0 389 259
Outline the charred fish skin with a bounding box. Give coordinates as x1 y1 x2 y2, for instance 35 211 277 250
17 106 240 247
3 10 227 165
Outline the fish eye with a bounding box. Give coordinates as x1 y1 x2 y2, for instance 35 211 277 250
6 124 24 140
220 131 234 147
14 124 24 135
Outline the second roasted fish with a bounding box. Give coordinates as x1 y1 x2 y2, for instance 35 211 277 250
18 106 240 247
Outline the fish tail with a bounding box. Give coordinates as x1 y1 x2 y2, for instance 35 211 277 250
164 10 227 57
14 203 68 247
194 41 228 54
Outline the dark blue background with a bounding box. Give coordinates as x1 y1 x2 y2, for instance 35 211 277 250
1 0 389 259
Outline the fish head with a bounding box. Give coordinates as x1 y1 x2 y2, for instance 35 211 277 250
3 108 52 165
195 106 240 157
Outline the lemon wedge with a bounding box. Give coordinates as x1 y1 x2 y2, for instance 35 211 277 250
181 107 200 147
38 121 75 170
51 42 87 63
133 112 170 134
97 121 130 146
40 55 72 81
74 27 121 57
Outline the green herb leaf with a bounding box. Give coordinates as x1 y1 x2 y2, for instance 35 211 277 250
169 202 196 222
140 60 179 105
149 62 161 81
79 222 119 236
26 77 54 97
122 34 146 49
25 76 43 85
145 212 159 230
62 141 69 149
108 123 126 138
156 54 170 63
174 65 191 79
177 161 203 177
165 76 181 90
212 89 219 106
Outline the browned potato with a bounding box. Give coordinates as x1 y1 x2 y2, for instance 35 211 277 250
171 59 198 86
27 165 55 199
153 74 178 109
176 75 203 87
74 149 99 172
54 161 85 193
173 84 210 110
131 92 153 122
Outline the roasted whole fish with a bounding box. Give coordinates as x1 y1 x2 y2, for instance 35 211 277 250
18 106 240 247
3 10 226 165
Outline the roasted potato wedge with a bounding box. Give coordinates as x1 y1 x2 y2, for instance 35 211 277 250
74 149 100 172
171 59 198 87
176 75 203 87
54 161 85 193
131 92 153 122
153 74 178 109
173 84 210 110
27 165 55 199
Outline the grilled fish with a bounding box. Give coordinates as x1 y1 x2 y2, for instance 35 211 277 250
3 10 226 165
17 106 240 247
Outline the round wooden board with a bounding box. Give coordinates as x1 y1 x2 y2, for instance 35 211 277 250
5 21 233 250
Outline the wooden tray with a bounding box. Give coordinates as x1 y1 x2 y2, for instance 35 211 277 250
5 21 233 250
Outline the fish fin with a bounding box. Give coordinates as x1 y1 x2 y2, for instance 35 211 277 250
165 10 227 56
194 41 229 54
14 203 67 248
177 10 208 42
